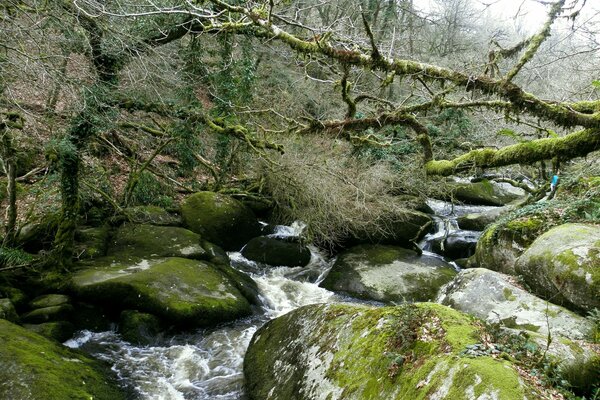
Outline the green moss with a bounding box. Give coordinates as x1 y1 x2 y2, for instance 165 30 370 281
0 319 126 399
503 287 517 301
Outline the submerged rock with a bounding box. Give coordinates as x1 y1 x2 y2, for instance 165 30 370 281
181 191 261 251
0 319 126 399
241 236 311 267
70 256 252 328
437 268 594 341
515 223 600 313
320 245 456 303
244 302 555 400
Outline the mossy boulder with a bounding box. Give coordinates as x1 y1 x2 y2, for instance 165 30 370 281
21 304 74 324
181 191 261 251
473 215 545 274
0 286 27 311
348 209 433 247
29 294 71 309
125 205 181 226
70 256 252 328
23 321 75 343
119 310 162 345
16 210 61 252
244 302 554 400
456 205 511 231
448 180 527 206
0 298 19 322
0 319 126 399
515 223 600 313
107 223 208 260
438 268 594 341
74 225 111 259
241 236 312 267
321 245 457 303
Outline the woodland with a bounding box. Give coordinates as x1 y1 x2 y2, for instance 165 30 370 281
0 0 599 399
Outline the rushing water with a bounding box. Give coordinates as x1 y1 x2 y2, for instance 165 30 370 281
64 202 496 399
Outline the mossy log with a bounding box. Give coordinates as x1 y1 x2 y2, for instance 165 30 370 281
424 128 600 176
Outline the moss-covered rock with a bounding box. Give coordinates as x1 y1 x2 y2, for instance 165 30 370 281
125 205 181 226
29 294 71 309
244 302 553 400
473 215 545 274
16 210 61 252
181 191 261 251
23 321 75 343
241 236 312 267
119 310 162 345
70 256 252 328
321 245 457 303
71 302 113 332
447 180 527 206
0 286 27 311
0 298 19 322
21 303 74 324
438 268 593 341
348 209 433 247
107 223 208 260
74 225 111 259
515 223 600 313
0 319 126 399
456 205 512 231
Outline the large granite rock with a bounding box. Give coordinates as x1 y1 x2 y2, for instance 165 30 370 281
348 209 433 247
515 223 600 313
70 256 252 328
0 319 126 399
181 191 261 251
241 236 311 267
448 180 527 206
245 302 557 400
320 245 456 303
456 205 511 231
437 268 594 341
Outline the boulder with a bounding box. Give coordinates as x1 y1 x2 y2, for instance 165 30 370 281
181 191 261 251
448 179 526 206
349 209 433 247
515 223 600 313
29 294 70 309
0 319 126 399
431 231 480 259
456 206 511 231
21 304 74 324
125 205 181 226
437 268 594 341
320 245 456 303
473 216 545 274
0 286 27 311
119 310 162 345
23 321 75 343
244 302 556 400
0 298 18 322
74 225 111 259
70 256 252 328
107 223 208 260
241 236 311 267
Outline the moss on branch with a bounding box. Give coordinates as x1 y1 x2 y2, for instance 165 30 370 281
425 129 600 176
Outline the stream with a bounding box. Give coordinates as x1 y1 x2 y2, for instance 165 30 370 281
64 201 497 399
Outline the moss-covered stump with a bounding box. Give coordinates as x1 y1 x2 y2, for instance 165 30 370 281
181 191 261 251
244 303 554 400
74 225 111 259
321 245 456 303
0 319 126 399
70 256 252 328
515 223 600 313
125 205 181 226
348 209 433 247
241 236 311 267
119 310 162 345
438 268 593 341
447 180 527 206
0 298 19 322
107 223 208 260
23 321 75 343
456 205 511 231
473 215 545 275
